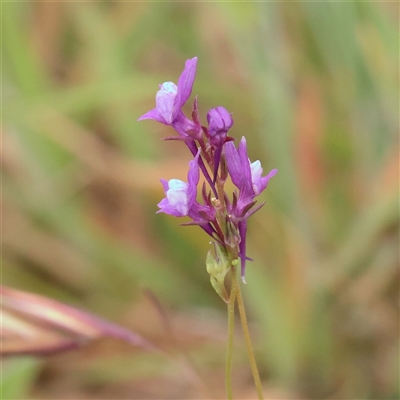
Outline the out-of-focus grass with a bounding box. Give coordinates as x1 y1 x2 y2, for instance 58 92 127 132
2 358 42 400
2 2 398 399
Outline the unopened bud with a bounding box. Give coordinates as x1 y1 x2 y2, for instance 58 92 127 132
207 106 233 139
205 242 230 302
206 250 218 276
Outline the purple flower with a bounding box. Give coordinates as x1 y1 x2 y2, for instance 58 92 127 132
138 57 198 130
207 107 234 180
157 151 200 217
138 57 217 196
157 179 192 217
225 136 277 207
224 136 277 281
157 151 217 238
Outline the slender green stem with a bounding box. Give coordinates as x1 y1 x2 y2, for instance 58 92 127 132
225 266 237 400
234 274 264 400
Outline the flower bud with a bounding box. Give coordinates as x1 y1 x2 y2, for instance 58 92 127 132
206 250 218 276
207 106 233 139
206 242 230 302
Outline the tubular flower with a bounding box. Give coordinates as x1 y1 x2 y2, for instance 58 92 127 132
225 136 277 210
157 151 216 238
138 57 199 139
225 136 277 280
138 57 215 193
157 151 200 217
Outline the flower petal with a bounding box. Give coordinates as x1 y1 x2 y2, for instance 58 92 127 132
156 82 178 124
157 197 184 217
237 137 253 194
225 136 254 199
258 168 278 195
137 108 168 124
157 179 189 217
160 179 169 193
173 57 198 119
224 141 242 188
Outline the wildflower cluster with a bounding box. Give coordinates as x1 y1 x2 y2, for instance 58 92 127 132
138 57 277 296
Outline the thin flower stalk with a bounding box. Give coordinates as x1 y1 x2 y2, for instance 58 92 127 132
225 264 237 400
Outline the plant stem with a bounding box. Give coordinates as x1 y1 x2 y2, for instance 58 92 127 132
234 273 264 400
225 266 237 400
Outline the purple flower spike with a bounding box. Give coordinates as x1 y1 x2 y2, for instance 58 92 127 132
139 56 278 287
157 151 200 217
207 107 234 181
138 57 198 127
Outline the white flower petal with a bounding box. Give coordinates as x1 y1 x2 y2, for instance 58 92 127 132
156 82 178 124
250 160 263 195
166 179 189 215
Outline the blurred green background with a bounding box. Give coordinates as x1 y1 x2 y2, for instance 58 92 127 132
2 2 399 399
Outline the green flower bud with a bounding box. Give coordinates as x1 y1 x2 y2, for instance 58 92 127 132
206 242 231 302
206 250 218 276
